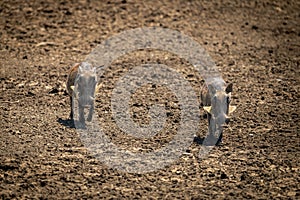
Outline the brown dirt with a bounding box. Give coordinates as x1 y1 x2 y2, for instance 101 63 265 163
0 0 299 199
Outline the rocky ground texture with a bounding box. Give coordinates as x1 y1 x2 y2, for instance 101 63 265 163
0 0 299 199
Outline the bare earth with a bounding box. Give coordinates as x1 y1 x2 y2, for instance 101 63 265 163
0 0 299 199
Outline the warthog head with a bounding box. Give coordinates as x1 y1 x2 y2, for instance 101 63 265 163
202 83 236 144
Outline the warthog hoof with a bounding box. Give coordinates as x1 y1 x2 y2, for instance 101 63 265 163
203 134 222 146
87 116 92 122
76 121 86 129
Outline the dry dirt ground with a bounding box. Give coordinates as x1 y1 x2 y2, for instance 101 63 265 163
0 0 299 199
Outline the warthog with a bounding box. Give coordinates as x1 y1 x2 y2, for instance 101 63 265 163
66 62 98 125
200 81 236 145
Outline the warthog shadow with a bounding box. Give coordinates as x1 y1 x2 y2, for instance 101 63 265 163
194 136 225 146
57 117 87 130
57 117 88 129
57 117 75 128
193 136 205 145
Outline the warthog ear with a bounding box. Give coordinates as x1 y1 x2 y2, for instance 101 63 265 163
225 83 233 94
229 105 236 114
78 64 83 73
203 106 212 113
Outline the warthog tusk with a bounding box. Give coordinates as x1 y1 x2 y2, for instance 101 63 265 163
203 106 212 113
229 106 236 114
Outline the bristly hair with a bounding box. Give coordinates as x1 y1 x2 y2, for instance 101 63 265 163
78 62 97 75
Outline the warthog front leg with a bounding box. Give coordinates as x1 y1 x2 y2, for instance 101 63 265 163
69 96 74 120
78 104 85 124
87 101 94 122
